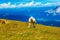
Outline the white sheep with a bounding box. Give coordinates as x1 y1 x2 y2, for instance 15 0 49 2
28 16 36 28
0 19 9 24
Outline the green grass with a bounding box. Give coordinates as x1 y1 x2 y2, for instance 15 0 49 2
0 19 60 40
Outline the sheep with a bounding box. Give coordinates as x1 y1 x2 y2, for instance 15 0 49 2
28 16 36 28
0 19 8 24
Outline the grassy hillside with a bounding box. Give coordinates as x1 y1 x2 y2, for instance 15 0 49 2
0 19 60 40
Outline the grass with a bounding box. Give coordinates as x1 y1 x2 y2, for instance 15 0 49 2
0 19 60 40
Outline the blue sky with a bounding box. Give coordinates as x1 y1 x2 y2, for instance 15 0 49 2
0 0 60 8
0 0 60 3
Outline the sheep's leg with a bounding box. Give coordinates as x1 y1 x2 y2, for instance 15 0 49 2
28 23 31 28
32 23 36 28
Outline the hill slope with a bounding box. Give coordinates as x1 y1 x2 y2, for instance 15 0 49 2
0 19 60 40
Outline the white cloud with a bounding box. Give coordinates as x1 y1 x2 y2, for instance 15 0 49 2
0 2 16 8
45 7 60 16
42 2 60 7
45 9 55 13
56 7 60 13
17 2 60 7
18 1 41 7
0 1 60 8
45 10 56 16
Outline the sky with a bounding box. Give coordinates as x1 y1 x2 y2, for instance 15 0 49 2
0 0 60 3
0 0 60 22
0 0 60 8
